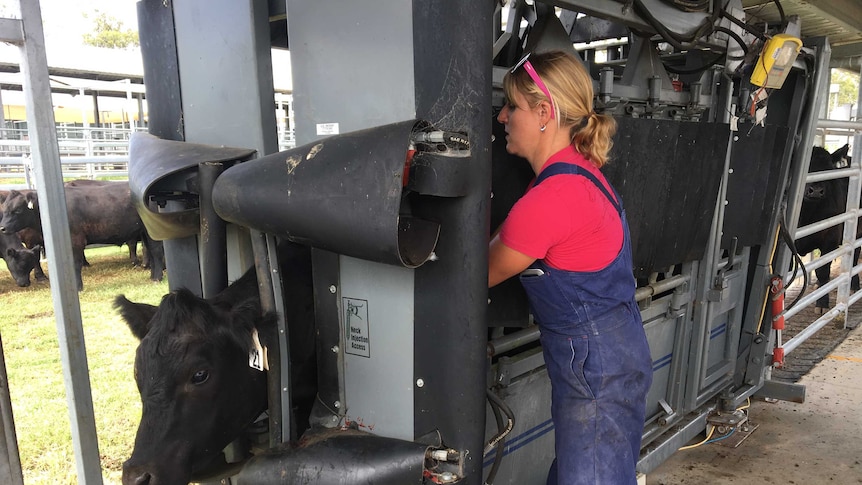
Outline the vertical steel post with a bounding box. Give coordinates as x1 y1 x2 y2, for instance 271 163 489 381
199 161 228 298
0 333 24 485
15 1 103 483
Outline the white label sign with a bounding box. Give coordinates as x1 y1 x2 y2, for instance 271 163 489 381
343 297 370 358
316 122 340 136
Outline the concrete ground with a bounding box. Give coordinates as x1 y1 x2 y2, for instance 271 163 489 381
646 325 862 484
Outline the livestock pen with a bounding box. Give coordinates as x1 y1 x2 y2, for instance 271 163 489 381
2 1 862 484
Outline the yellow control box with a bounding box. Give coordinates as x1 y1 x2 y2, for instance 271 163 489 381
750 34 803 89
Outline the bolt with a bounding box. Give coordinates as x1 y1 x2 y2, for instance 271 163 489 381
416 378 425 388
331 345 339 353
334 401 341 409
329 285 337 294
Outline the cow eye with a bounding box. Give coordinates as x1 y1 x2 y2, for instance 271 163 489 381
191 370 210 385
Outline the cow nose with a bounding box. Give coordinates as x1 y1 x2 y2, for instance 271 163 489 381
133 473 151 485
122 464 152 485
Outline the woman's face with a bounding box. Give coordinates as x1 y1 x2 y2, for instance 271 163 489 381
497 89 540 159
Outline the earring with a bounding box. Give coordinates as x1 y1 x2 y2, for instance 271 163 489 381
540 125 546 132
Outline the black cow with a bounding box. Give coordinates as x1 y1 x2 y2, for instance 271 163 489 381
64 180 143 268
0 200 47 286
796 144 859 308
0 229 42 287
0 184 147 290
114 242 316 485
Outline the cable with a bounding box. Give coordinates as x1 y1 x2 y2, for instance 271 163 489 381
678 426 716 450
704 427 737 444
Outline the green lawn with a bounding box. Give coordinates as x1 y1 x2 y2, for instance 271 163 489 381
0 246 168 484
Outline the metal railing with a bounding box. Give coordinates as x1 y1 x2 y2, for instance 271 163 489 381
785 127 862 360
0 125 297 190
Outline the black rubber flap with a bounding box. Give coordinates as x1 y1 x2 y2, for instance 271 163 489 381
128 132 256 240
722 123 788 248
604 117 729 277
236 429 427 484
212 120 441 268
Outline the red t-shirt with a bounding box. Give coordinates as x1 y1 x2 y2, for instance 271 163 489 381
499 146 623 272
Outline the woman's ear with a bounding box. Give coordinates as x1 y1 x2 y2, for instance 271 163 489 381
537 101 553 125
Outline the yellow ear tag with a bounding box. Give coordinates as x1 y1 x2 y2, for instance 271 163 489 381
27 200 34 209
249 328 268 371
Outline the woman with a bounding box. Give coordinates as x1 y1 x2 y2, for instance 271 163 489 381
489 50 653 485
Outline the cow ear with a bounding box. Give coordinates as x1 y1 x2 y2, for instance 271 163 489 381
31 244 42 254
25 192 37 210
114 295 157 340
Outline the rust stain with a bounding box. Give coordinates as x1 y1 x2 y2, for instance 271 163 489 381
286 154 302 174
306 143 323 160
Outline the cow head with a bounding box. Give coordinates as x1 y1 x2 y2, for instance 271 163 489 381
115 285 272 485
803 146 845 202
0 190 40 234
3 244 40 287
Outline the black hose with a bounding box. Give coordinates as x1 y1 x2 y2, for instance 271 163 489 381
778 215 808 310
773 0 786 25
485 389 506 485
658 0 711 12
720 9 768 41
714 26 749 56
484 388 515 456
663 51 727 75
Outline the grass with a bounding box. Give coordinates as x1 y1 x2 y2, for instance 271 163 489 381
0 245 169 484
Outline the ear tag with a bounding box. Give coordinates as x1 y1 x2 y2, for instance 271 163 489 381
27 200 34 210
249 328 268 371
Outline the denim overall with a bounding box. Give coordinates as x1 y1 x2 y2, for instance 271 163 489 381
518 163 653 485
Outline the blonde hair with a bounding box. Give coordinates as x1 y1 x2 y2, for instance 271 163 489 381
503 50 617 167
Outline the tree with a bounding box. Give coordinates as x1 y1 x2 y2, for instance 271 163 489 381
82 11 139 49
831 69 860 108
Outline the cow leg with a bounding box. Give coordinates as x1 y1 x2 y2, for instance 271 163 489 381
814 263 831 310
852 247 861 292
71 235 87 290
143 235 165 282
127 238 140 266
32 260 48 282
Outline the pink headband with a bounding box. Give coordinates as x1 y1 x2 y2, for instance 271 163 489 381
512 52 555 119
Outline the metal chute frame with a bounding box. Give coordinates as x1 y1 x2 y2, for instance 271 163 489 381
488 0 823 478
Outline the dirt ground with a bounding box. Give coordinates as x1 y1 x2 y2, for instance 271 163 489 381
647 280 862 484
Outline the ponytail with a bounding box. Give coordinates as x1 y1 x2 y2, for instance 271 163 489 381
571 112 616 167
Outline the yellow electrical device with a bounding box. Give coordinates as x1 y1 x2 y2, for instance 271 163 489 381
750 34 803 89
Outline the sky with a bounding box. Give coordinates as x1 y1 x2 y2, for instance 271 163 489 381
1 0 139 47
0 0 292 118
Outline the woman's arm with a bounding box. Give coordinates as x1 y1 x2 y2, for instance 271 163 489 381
489 234 536 287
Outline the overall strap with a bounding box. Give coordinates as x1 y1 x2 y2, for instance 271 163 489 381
535 162 622 214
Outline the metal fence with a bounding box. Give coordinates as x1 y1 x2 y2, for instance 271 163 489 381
0 126 297 190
